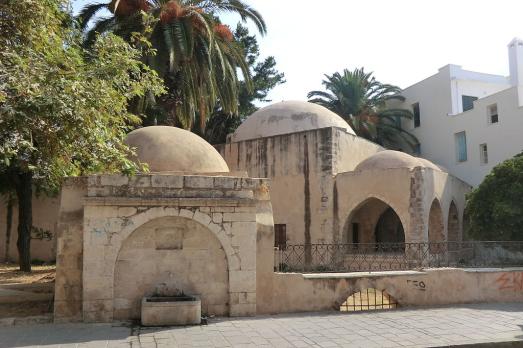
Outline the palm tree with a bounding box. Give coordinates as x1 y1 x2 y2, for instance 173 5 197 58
308 68 419 151
78 0 266 131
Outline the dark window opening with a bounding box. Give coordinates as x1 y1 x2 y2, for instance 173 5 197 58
462 95 478 112
488 104 499 124
375 208 405 244
412 103 420 128
480 143 488 164
352 223 359 244
274 224 287 250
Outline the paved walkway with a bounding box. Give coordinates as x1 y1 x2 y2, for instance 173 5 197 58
1 303 523 347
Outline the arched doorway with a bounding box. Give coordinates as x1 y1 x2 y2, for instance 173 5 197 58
375 208 405 244
113 216 229 320
346 198 405 245
428 199 445 253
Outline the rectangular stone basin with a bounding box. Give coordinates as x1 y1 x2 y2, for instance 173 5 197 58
141 296 201 326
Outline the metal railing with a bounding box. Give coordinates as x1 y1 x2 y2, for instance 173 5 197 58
275 241 523 273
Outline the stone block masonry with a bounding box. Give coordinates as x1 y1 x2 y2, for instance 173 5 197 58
55 173 270 322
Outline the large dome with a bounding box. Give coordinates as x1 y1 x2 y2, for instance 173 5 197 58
232 101 354 142
126 126 229 173
355 150 444 172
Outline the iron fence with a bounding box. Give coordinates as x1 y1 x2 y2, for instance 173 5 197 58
275 241 523 273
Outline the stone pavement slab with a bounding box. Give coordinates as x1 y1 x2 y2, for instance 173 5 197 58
1 302 523 347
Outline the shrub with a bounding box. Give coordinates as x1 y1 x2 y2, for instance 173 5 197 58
466 153 523 240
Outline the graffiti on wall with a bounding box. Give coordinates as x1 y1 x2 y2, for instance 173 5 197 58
496 272 523 291
496 272 523 292
407 279 426 291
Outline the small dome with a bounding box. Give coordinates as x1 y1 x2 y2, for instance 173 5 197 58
355 150 444 172
126 126 229 173
232 101 354 142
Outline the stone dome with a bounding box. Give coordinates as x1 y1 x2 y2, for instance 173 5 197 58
355 150 445 172
417 158 445 172
125 126 229 173
232 101 355 142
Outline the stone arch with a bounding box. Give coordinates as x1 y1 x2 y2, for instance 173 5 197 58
113 215 229 320
114 207 236 269
339 288 399 311
447 201 460 245
343 197 405 245
428 199 445 253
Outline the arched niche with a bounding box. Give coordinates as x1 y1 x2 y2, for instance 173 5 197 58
428 199 445 253
447 201 460 243
113 216 229 320
375 208 405 244
339 288 399 311
344 197 405 245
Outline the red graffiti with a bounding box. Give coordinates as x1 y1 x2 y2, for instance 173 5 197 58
496 272 523 292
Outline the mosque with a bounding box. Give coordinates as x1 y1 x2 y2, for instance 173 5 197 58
217 100 470 248
0 100 473 322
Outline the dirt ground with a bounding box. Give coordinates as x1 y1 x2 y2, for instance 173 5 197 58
0 263 55 318
0 263 55 285
0 302 53 318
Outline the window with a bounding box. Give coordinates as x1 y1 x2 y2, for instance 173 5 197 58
480 143 488 164
412 103 420 127
274 224 287 249
455 131 467 162
352 223 359 244
488 104 499 124
462 95 478 112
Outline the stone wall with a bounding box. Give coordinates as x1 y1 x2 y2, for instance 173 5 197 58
0 194 59 263
54 177 87 322
218 127 471 249
422 169 471 242
257 268 523 314
113 216 229 320
55 174 271 323
217 127 383 246
333 168 471 245
334 169 413 243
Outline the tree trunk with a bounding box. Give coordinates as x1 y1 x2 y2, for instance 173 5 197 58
14 172 32 272
4 196 13 263
199 96 206 134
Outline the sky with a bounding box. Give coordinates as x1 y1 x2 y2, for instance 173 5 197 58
72 0 523 104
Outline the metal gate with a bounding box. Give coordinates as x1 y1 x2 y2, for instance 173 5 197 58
340 288 399 312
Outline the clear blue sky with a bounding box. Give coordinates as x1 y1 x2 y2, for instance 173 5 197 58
73 0 523 105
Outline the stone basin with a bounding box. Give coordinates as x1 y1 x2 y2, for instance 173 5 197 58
141 296 201 326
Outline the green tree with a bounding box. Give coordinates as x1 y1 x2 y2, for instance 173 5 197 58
466 153 523 241
0 0 164 271
78 0 266 131
307 68 418 151
203 23 285 144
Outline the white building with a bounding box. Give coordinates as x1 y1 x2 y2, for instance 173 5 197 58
393 38 523 186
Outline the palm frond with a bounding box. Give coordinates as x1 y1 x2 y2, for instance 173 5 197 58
78 3 110 30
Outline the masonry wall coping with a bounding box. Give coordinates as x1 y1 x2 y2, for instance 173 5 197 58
291 267 523 279
83 197 257 207
296 270 427 279
89 171 250 178
460 267 523 273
